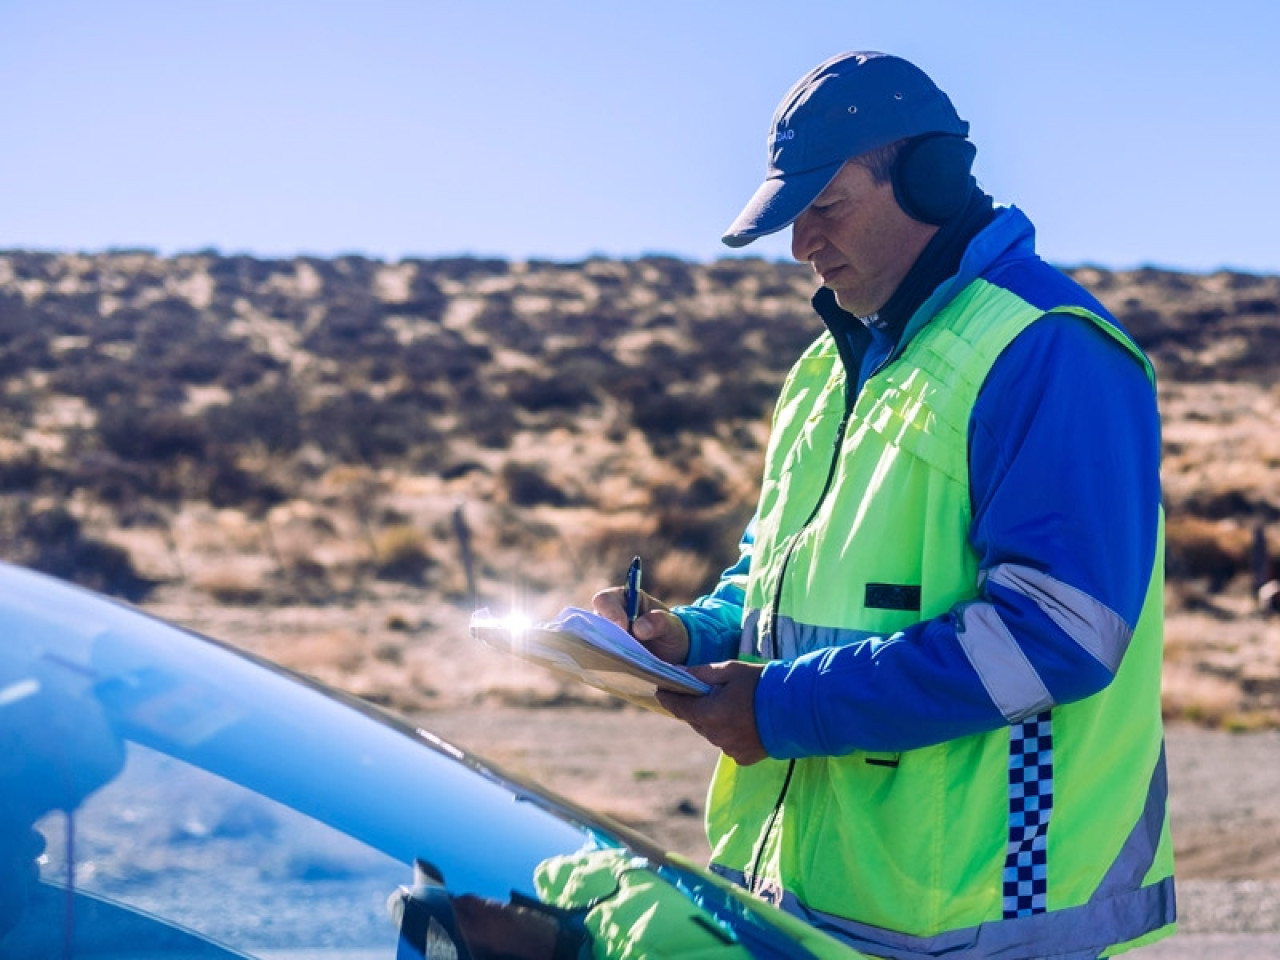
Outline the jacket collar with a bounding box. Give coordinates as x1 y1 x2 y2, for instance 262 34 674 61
811 204 1039 362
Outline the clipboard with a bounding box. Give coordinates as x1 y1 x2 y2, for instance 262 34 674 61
470 607 710 716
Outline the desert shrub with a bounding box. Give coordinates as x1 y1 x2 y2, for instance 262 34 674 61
500 461 571 507
303 304 397 359
88 304 148 344
400 333 492 383
97 407 207 463
373 524 433 584
0 452 43 492
1182 488 1278 522
97 406 208 461
503 368 597 412
756 269 808 299
630 391 716 440
758 310 821 360
18 506 154 601
637 256 697 298
708 374 781 423
206 254 278 292
1131 266 1194 292
581 258 628 289
0 389 34 426
438 460 488 481
545 343 615 381
217 350 284 390
0 332 51 376
470 294 543 354
414 256 508 282
304 393 443 466
654 501 747 561
663 474 726 510
1237 295 1280 315
0 291 32 338
66 451 160 503
705 259 759 289
136 296 201 346
453 384 514 450
206 384 302 453
203 454 287 512
20 506 80 544
28 291 100 338
161 335 245 385
49 355 134 402
392 271 448 322
1165 515 1251 589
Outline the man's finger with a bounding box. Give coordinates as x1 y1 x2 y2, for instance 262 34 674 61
655 688 700 722
590 587 630 630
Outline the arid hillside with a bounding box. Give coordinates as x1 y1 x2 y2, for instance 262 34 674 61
2 250 1279 728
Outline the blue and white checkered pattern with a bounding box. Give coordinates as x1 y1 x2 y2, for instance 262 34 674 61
1002 712 1054 918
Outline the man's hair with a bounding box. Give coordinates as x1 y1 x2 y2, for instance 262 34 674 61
852 139 905 184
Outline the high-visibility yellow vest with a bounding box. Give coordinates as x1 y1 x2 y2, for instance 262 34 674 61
707 277 1174 959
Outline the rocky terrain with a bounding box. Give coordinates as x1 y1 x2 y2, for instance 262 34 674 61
2 250 1279 943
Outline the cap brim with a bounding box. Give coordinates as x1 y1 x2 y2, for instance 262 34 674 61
721 164 843 248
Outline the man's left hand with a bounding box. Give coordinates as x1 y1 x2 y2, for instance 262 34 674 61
656 660 767 765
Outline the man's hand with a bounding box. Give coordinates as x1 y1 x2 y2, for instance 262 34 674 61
592 586 690 666
657 660 767 765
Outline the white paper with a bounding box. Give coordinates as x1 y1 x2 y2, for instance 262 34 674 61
470 606 711 712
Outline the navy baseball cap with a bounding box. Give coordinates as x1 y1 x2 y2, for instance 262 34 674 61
722 51 969 248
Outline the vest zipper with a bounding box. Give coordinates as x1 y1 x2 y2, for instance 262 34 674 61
751 402 852 897
752 325 886 897
763 405 853 655
748 758 795 897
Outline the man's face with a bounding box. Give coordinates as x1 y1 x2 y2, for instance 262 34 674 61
790 160 936 318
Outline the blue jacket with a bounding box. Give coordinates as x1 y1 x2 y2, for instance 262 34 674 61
675 206 1162 756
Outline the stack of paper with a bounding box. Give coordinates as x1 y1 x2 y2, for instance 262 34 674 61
470 607 710 715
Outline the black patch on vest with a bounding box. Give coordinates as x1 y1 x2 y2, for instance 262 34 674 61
864 756 901 768
865 583 922 611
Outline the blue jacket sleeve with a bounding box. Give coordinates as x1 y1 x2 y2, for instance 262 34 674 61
672 517 755 665
755 312 1162 757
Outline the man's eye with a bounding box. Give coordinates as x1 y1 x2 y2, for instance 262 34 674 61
812 202 839 217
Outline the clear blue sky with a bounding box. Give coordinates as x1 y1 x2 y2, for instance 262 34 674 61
3 1 1277 272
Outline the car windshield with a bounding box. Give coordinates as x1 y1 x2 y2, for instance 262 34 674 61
0 564 837 959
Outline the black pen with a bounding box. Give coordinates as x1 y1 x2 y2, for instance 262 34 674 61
624 555 643 629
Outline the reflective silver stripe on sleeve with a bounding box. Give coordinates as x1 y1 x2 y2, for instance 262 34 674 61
775 614 884 659
986 563 1133 674
956 602 1055 723
739 609 884 661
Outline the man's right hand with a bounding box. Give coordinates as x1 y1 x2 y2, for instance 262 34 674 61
592 586 690 666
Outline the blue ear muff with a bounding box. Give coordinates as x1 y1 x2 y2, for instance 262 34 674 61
891 134 977 225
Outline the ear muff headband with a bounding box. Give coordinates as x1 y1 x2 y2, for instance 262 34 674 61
891 134 977 225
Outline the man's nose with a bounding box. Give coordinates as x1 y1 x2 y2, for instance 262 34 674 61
791 210 820 263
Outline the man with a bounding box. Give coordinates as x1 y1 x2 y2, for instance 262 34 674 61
595 52 1174 959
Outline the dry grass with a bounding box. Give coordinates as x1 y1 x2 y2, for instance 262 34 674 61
5 252 1280 730
1162 660 1243 727
194 563 270 605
